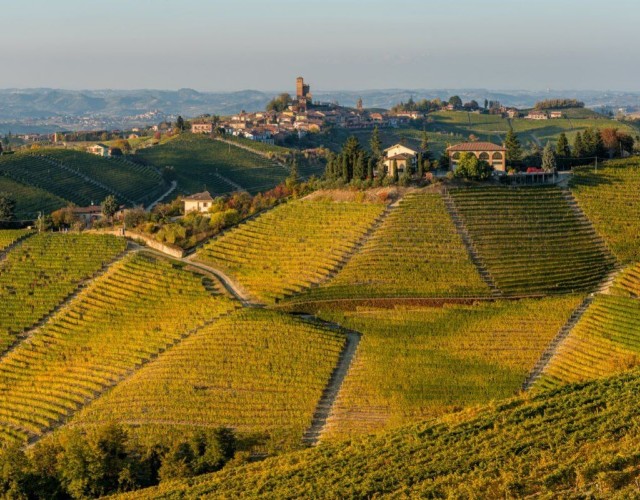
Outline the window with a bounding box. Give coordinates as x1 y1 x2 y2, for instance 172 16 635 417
479 152 490 160
492 152 503 160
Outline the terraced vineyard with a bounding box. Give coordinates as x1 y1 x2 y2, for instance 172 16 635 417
288 193 490 303
535 263 640 390
68 309 345 452
570 159 640 262
0 229 32 252
450 187 615 295
117 369 640 499
0 252 238 445
316 296 581 439
136 134 291 195
196 199 386 303
0 233 126 356
0 176 66 219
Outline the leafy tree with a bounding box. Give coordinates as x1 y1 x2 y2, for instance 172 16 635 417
175 116 185 132
266 93 291 112
369 126 382 159
504 129 522 161
573 132 585 158
286 158 299 189
454 152 492 180
556 132 570 157
102 195 119 225
448 96 463 109
420 130 429 153
0 192 16 221
542 142 557 172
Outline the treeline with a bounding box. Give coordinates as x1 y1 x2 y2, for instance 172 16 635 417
0 424 237 499
534 99 585 110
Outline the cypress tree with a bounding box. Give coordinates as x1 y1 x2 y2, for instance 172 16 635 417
417 152 424 178
582 128 596 157
556 132 570 157
392 160 399 182
341 155 349 181
542 142 557 172
367 157 374 179
504 129 522 161
369 127 382 159
593 129 605 158
353 152 365 180
573 132 585 158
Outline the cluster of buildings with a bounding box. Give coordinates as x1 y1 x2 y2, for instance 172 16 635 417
524 110 564 120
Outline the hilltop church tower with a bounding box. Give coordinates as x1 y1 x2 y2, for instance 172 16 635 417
296 77 312 111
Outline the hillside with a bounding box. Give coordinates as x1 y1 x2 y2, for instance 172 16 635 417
0 175 66 219
117 368 640 499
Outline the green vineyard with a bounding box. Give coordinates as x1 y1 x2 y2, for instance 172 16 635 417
69 309 345 452
0 233 126 355
0 176 66 219
0 252 237 444
288 193 490 303
570 159 640 262
196 199 386 303
317 296 580 439
450 186 615 295
0 229 32 252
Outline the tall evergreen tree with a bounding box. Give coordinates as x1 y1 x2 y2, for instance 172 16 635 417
367 157 374 179
582 128 596 157
341 155 349 182
417 152 424 178
542 142 557 173
504 129 522 161
420 130 429 152
556 132 570 157
0 193 16 221
573 132 585 158
391 160 399 182
353 152 365 181
369 126 382 159
593 129 606 158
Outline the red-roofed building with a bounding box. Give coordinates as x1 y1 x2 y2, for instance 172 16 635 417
446 142 507 171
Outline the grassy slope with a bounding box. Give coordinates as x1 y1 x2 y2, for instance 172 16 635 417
118 368 640 499
135 135 290 195
314 296 581 439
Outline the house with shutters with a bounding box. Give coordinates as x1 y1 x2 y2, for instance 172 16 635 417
446 142 507 171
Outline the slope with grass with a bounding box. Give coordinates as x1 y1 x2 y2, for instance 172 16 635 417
535 263 640 390
0 233 126 357
0 176 67 219
196 199 386 303
287 193 490 303
0 252 237 445
450 186 615 295
135 135 290 195
65 309 345 453
570 159 640 263
314 296 581 440
117 368 640 499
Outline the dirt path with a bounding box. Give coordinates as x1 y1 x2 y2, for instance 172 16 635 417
146 180 177 211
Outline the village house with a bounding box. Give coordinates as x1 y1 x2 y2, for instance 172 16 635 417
86 143 111 157
525 110 548 120
381 143 418 176
446 142 507 171
71 205 103 225
549 111 563 119
191 122 214 134
183 191 214 214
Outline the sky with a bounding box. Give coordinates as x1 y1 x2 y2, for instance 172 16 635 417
2 0 639 92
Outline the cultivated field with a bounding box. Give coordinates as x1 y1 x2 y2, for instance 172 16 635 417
0 176 66 219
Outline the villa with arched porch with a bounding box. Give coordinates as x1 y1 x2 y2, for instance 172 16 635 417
446 142 507 172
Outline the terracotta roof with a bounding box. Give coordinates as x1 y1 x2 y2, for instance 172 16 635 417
72 206 102 214
387 153 415 160
447 142 506 152
184 191 213 202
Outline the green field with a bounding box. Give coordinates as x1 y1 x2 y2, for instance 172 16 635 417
316 296 580 439
135 135 294 195
67 308 345 453
0 176 67 219
570 158 640 263
117 368 640 499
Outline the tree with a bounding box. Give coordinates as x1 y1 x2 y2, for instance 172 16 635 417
556 132 570 158
353 152 365 181
175 116 185 132
504 129 522 161
542 142 557 173
0 193 16 221
420 130 429 152
484 99 489 110
573 132 585 158
417 152 424 178
266 93 291 112
367 157 374 179
0 141 3 154
286 158 299 189
391 159 399 182
369 126 382 159
582 128 596 157
101 195 119 225
448 96 463 109
454 152 492 180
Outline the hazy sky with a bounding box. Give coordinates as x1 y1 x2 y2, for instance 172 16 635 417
2 0 639 91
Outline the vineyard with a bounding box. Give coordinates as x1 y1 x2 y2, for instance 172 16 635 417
116 368 640 499
316 296 581 439
570 159 640 262
0 176 66 219
287 193 490 303
68 309 345 452
135 135 292 195
450 186 615 295
0 252 237 445
0 233 126 356
196 199 386 303
0 229 32 252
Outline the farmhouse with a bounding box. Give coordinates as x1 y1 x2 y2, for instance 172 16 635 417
447 142 507 171
525 110 548 120
183 191 214 214
381 143 418 176
191 122 214 134
86 143 111 157
550 111 563 119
